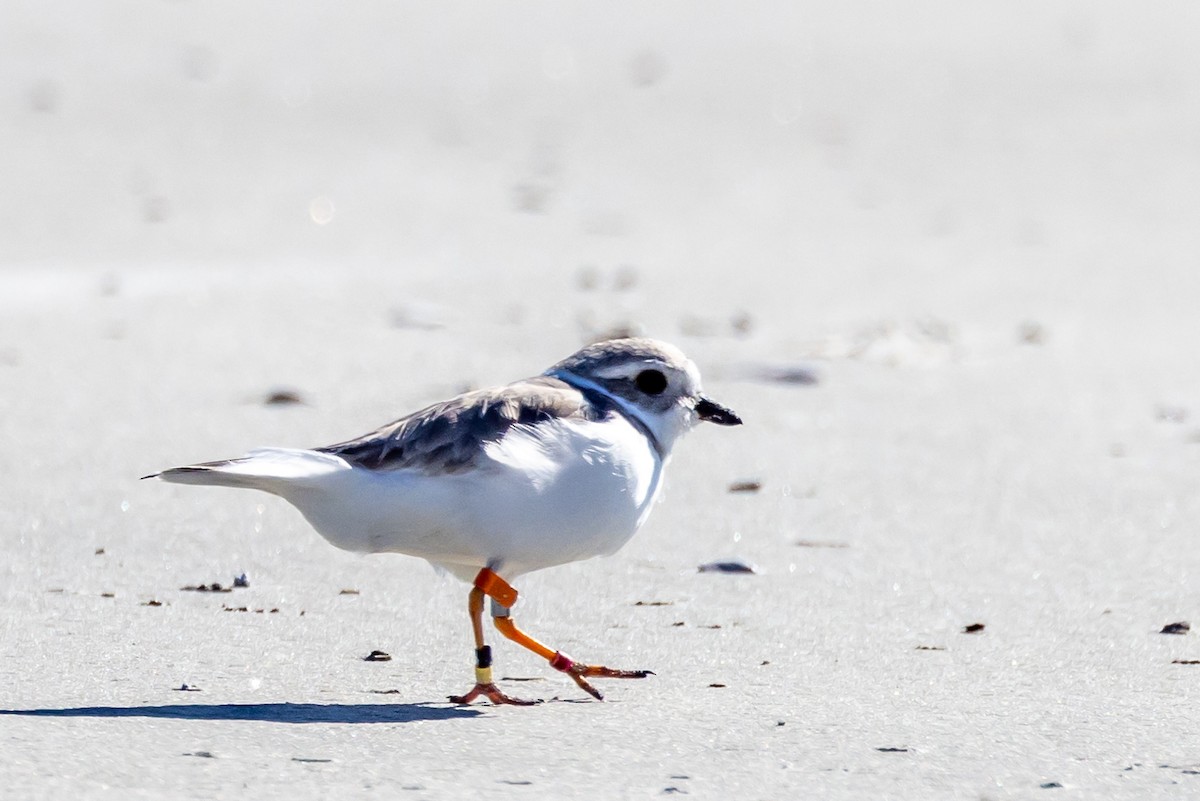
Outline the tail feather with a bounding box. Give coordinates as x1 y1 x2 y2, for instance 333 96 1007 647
146 448 350 492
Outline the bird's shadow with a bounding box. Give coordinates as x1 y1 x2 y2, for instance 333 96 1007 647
0 701 481 724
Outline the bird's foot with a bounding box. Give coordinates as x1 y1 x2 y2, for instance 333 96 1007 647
448 682 538 707
550 653 654 700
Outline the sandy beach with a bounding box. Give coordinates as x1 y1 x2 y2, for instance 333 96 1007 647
3 2 1200 798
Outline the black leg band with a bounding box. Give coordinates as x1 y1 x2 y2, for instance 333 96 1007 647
475 646 493 669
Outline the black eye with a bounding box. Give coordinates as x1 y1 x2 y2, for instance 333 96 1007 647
635 369 668 395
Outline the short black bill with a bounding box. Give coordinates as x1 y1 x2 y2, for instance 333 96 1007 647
695 396 742 426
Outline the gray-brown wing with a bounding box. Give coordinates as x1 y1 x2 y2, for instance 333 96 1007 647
317 376 596 474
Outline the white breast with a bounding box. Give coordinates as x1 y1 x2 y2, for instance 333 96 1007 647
280 415 663 578
472 415 663 572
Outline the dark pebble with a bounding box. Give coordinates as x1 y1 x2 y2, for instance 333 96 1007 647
1161 621 1191 635
963 623 986 634
264 389 304 406
363 650 392 662
181 582 232 593
698 561 757 575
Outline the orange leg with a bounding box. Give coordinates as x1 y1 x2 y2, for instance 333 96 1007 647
492 615 652 700
447 584 536 706
473 568 653 701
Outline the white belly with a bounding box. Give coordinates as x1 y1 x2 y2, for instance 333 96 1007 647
280 416 663 578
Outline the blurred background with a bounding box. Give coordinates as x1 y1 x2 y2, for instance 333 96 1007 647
4 1 1198 332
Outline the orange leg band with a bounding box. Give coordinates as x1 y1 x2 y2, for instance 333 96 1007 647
473 568 519 608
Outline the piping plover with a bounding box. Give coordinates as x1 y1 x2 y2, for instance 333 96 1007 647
147 337 741 704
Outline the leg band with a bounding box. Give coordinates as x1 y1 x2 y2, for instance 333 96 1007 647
475 666 494 684
473 568 518 608
475 646 492 669
549 652 576 673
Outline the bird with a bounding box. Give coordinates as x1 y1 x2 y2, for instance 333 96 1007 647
146 337 742 704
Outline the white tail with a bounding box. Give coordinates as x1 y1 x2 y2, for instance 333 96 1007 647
148 448 351 494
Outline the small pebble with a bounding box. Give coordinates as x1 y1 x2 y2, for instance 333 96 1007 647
363 650 392 662
962 623 986 634
264 389 304 406
698 561 757 575
181 582 232 593
1018 321 1047 345
727 480 762 493
1161 621 1191 635
730 311 754 336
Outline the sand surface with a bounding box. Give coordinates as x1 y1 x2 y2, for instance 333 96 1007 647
3 2 1200 798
